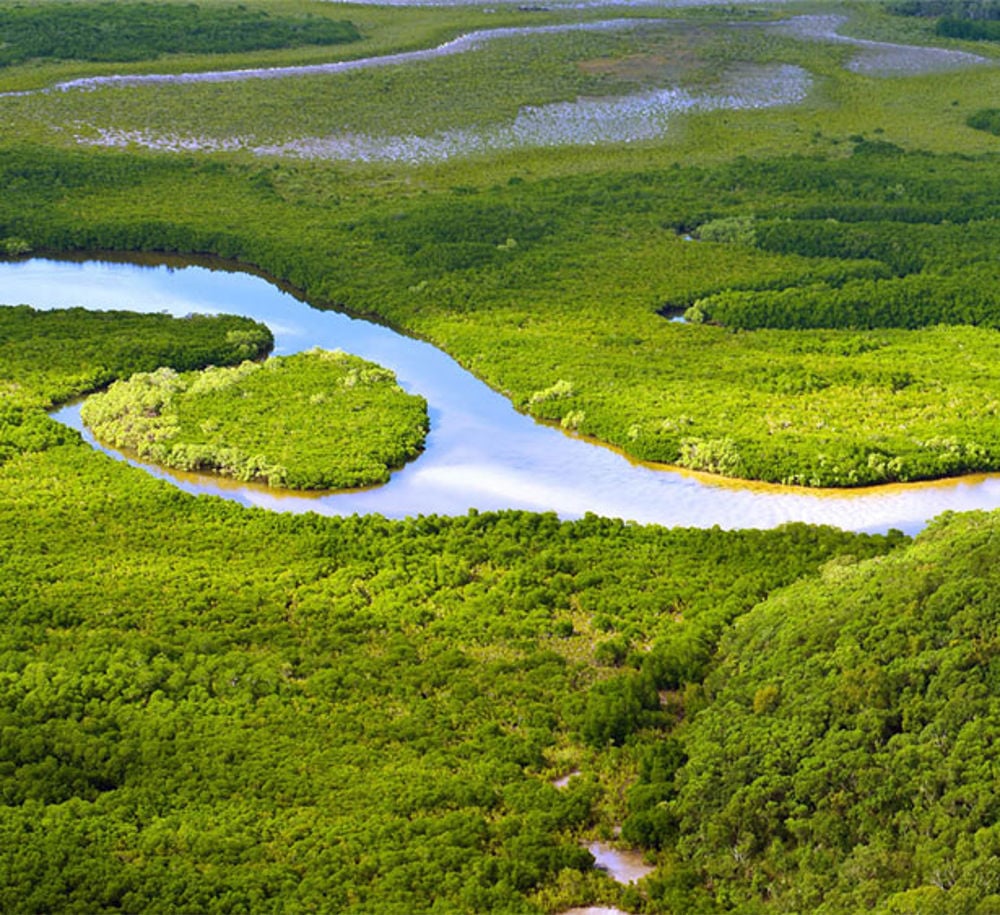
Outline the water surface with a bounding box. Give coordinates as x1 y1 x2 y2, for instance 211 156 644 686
14 13 984 163
587 842 655 884
80 62 808 162
9 257 1000 534
770 14 989 75
253 64 808 163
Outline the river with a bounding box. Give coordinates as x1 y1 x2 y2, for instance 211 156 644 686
8 256 1000 534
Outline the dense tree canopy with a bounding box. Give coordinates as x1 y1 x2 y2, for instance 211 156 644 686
663 509 1000 913
0 3 360 67
2 2 1000 910
81 350 429 489
0 291 906 914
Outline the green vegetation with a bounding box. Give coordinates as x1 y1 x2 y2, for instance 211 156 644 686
0 305 272 409
0 306 906 912
0 2 359 67
889 0 1000 31
661 509 1000 914
889 0 1000 16
968 107 1000 134
888 1 1000 42
686 268 1000 330
0 303 272 470
6 141 1000 485
2 18 748 146
3 2 1000 912
937 16 1000 38
81 350 428 489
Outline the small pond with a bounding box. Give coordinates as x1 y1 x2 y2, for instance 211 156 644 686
587 841 655 884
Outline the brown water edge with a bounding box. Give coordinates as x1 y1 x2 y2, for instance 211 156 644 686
34 249 430 498
69 341 1000 515
548 414 1000 502
79 419 402 502
38 247 953 503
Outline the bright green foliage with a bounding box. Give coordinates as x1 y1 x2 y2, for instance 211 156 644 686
660 510 1000 913
0 304 272 408
0 446 888 913
620 738 686 850
1 6 1000 909
684 144 1000 331
696 215 758 246
0 452 898 913
6 142 1000 485
0 305 274 472
0 304 271 468
691 267 1000 330
80 350 429 489
0 3 359 67
0 306 905 913
968 108 1000 135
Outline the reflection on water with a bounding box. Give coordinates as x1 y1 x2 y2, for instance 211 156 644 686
9 257 1000 534
587 842 654 884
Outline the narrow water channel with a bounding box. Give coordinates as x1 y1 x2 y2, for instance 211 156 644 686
10 256 1000 534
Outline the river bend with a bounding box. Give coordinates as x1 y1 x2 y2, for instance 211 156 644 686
8 258 1000 535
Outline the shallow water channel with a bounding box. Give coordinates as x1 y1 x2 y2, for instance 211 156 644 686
9 256 1000 534
8 14 986 163
57 19 811 162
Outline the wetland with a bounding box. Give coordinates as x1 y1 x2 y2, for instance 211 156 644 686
2 2 1000 913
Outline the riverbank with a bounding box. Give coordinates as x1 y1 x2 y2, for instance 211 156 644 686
10 256 1000 534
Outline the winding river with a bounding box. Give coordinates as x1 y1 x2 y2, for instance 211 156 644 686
6 14 981 163
9 256 1000 535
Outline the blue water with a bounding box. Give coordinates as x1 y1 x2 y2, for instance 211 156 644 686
7 257 1000 534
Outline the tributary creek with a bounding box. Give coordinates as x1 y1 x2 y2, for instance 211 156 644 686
9 256 1000 535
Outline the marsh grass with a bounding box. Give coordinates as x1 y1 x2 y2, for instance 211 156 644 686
8 22 742 145
4 4 992 165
